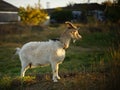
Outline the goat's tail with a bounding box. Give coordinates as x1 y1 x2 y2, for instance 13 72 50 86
12 47 21 59
15 47 21 55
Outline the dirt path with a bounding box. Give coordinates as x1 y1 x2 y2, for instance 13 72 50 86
12 72 107 90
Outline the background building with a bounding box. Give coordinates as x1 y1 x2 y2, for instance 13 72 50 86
0 0 19 23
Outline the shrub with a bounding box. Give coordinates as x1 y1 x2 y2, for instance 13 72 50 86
18 5 48 25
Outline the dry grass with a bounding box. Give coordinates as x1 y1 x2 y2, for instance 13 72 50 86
1 72 106 90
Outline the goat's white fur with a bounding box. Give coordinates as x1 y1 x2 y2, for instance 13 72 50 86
16 22 82 82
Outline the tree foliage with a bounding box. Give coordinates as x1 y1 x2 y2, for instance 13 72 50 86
18 5 48 25
102 0 113 6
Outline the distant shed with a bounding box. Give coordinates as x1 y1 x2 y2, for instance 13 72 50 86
0 0 19 23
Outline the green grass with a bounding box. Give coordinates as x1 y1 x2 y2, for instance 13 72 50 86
0 23 120 90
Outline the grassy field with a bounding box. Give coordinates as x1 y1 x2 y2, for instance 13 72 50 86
0 23 120 90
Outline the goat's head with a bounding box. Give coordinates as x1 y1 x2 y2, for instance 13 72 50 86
65 21 82 43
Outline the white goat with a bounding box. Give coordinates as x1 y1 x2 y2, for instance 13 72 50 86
16 22 82 82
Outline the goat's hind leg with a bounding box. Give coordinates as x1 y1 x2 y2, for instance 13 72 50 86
21 62 29 77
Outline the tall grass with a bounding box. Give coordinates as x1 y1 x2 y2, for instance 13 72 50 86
105 24 120 90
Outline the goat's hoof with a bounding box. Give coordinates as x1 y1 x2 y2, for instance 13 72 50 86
53 79 58 82
57 76 61 80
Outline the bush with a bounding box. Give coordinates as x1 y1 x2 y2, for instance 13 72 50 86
18 5 48 25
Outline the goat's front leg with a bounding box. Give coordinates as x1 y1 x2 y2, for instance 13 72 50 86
51 63 60 82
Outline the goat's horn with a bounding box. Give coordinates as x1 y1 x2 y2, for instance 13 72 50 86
65 21 77 29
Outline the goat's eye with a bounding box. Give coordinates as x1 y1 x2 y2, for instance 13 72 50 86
72 30 77 33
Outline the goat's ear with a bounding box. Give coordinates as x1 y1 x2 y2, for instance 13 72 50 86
65 21 77 29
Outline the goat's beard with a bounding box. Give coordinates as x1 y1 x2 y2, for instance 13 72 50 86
73 39 76 43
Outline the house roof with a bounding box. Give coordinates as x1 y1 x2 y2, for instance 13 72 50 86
0 0 18 11
46 3 106 14
64 3 106 11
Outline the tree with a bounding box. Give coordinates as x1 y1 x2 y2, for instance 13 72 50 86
18 5 48 25
66 1 75 7
102 0 113 6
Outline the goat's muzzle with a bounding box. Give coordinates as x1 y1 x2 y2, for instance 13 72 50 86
75 31 82 40
73 32 82 43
